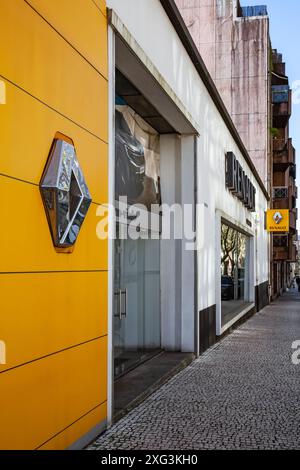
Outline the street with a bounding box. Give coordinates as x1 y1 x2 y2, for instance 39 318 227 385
89 290 300 450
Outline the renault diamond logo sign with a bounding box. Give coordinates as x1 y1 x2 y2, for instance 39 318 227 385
266 209 289 232
273 211 283 225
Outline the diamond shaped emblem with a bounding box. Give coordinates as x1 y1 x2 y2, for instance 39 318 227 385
40 136 92 248
273 211 283 225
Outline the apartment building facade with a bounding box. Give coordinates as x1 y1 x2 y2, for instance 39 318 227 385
176 0 298 299
175 0 272 191
271 50 298 297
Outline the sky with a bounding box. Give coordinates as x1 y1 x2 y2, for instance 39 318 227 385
243 0 300 229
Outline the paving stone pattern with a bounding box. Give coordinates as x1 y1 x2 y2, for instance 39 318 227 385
89 291 300 450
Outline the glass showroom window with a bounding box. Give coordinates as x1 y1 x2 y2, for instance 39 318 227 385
221 223 250 326
113 103 161 379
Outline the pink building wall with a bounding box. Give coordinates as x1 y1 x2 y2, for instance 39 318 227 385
176 0 272 191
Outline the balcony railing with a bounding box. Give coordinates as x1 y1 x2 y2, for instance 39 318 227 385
272 85 289 104
241 5 268 17
273 186 288 199
273 186 296 211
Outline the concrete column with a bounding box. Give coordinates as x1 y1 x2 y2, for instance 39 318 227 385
181 135 196 352
160 134 182 351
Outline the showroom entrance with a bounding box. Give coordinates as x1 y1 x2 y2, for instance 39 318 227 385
108 22 198 421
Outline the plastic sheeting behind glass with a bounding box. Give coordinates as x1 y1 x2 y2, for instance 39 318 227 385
115 105 161 210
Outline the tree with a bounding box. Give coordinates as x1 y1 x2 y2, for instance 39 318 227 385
221 224 237 276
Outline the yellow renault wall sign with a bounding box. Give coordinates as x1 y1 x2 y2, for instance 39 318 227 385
266 210 289 232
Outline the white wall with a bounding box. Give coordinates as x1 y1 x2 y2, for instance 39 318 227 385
160 135 182 351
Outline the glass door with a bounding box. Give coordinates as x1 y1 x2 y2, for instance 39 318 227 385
114 224 161 379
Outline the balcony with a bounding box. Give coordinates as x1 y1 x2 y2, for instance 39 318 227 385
273 235 297 262
273 237 289 261
273 138 295 169
273 186 289 209
272 85 292 128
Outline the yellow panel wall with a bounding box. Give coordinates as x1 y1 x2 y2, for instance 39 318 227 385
0 0 108 140
26 0 108 77
0 0 108 449
0 79 108 205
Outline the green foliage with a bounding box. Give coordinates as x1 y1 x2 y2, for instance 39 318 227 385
270 127 279 138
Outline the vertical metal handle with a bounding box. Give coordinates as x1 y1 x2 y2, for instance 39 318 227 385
114 290 127 319
114 291 121 319
120 289 127 318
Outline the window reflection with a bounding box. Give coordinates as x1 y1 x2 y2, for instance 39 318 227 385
221 223 250 326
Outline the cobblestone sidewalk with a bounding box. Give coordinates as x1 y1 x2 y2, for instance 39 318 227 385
89 290 300 450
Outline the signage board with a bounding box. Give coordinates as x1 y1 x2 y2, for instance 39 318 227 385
266 209 289 232
225 152 256 211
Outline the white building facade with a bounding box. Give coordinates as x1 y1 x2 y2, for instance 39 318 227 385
106 0 270 423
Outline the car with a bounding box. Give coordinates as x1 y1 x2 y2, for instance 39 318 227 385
221 275 234 300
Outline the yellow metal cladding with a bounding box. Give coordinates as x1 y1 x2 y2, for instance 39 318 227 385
0 176 108 272
0 0 108 449
93 0 107 17
0 272 108 372
39 403 107 450
0 0 108 140
0 79 108 205
26 0 108 77
0 339 107 450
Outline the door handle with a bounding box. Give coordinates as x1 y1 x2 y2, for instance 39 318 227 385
120 289 127 319
114 290 127 319
114 291 121 319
